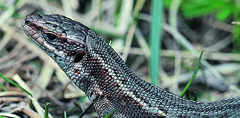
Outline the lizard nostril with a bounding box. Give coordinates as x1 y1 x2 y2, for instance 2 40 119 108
25 19 31 25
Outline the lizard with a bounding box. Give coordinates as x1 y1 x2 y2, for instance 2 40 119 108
21 14 240 118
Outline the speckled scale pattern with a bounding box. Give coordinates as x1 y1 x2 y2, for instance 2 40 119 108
22 14 240 118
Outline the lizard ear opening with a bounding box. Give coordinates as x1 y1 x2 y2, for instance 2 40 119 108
74 53 84 63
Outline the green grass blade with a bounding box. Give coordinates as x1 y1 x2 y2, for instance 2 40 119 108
233 2 240 52
0 73 32 97
67 95 87 115
78 103 94 118
64 111 67 118
0 83 7 91
149 0 163 86
179 50 204 97
104 110 115 118
44 102 50 118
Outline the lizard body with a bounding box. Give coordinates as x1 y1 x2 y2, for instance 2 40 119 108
22 14 240 117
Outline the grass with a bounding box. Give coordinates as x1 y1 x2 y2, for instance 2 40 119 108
149 0 163 86
44 102 50 118
0 73 32 97
179 51 203 97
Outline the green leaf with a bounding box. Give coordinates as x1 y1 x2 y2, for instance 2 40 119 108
216 6 233 21
182 2 221 18
180 0 234 21
164 0 173 8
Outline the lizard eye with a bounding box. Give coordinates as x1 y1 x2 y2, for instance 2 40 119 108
46 33 57 42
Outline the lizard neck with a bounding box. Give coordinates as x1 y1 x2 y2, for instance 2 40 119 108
66 30 240 117
84 30 135 102
73 30 172 117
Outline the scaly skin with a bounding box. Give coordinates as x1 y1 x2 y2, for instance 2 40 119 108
22 14 240 118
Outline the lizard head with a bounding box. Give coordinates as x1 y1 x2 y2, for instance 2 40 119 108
22 14 89 71
22 14 126 100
